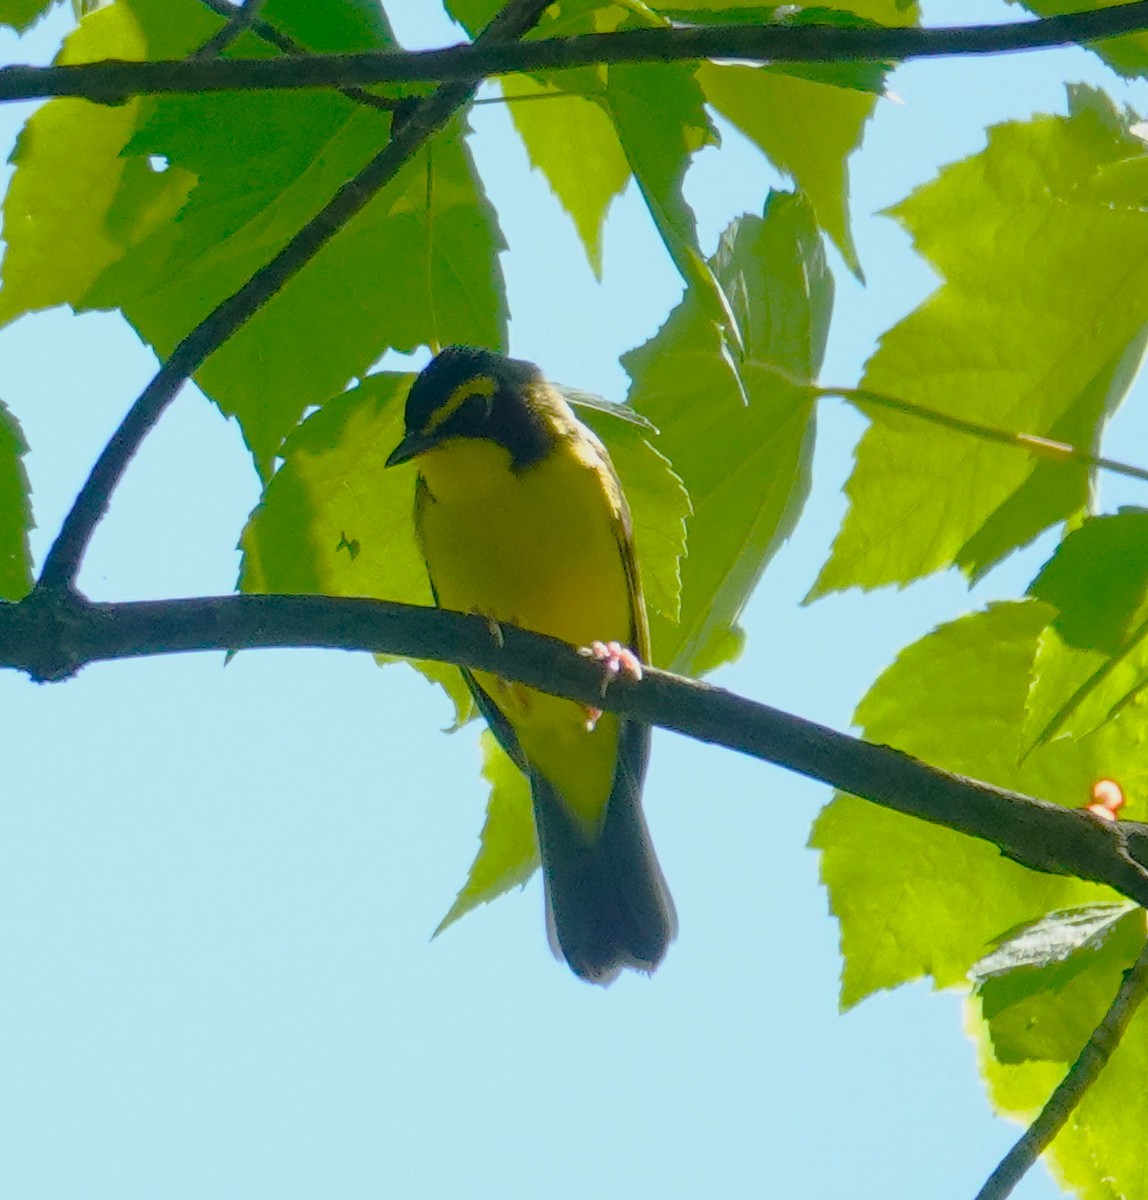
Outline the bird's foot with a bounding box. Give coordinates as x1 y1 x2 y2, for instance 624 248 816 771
578 640 643 731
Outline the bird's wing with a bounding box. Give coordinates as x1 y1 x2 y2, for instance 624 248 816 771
414 475 531 774
591 439 650 661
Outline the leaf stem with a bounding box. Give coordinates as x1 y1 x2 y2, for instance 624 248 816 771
819 386 1148 487
975 931 1148 1200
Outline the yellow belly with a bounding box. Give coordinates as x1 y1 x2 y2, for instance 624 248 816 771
415 437 635 829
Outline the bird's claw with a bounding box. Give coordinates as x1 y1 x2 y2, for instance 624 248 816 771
484 615 505 649
578 640 643 731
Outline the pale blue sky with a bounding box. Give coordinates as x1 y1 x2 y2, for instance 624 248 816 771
0 3 1146 1198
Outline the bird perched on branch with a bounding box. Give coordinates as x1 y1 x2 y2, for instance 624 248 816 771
385 345 675 984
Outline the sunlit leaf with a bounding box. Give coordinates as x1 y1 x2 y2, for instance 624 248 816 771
435 731 539 934
237 371 476 718
1025 509 1148 748
501 74 629 278
0 0 58 31
572 399 690 624
973 904 1143 1063
0 399 32 601
698 62 871 274
605 62 739 345
625 192 828 674
812 602 1131 1008
812 86 1148 595
0 0 506 471
0 1 202 323
976 931 1148 1200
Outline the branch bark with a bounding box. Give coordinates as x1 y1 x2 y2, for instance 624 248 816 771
3 3 1148 104
976 935 1148 1200
3 590 1148 909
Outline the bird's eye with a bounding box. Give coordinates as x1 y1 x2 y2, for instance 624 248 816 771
425 375 497 436
459 391 494 425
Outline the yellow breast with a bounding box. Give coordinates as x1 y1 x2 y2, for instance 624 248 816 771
414 434 636 829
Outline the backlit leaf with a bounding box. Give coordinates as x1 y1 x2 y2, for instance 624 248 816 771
625 192 829 674
812 602 1134 1008
0 399 32 601
435 731 539 934
813 86 1148 594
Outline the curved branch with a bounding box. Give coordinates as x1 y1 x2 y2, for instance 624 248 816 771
976 935 1148 1200
2 590 1148 908
35 0 554 593
3 4 1148 104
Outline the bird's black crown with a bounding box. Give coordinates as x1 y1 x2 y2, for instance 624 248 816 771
403 346 553 469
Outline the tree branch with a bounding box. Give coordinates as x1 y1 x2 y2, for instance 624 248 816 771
34 0 554 594
3 3 1148 104
195 0 403 110
3 590 1148 909
975 934 1148 1200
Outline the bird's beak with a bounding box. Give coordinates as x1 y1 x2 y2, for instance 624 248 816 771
385 430 435 468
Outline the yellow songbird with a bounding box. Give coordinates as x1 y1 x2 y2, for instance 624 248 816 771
385 346 675 984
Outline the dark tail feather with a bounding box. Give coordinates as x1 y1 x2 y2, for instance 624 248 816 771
531 720 676 985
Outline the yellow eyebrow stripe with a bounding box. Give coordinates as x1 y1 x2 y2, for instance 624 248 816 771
424 374 496 435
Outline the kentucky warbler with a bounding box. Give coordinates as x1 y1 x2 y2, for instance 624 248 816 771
385 346 675 984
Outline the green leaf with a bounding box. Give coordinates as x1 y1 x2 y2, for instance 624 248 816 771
1025 509 1148 748
441 0 496 35
572 399 690 625
698 62 871 274
110 110 504 470
0 0 506 471
604 63 742 348
0 1 202 324
973 904 1143 1064
238 372 423 598
1043 999 1148 1200
624 192 828 674
812 86 1148 595
435 731 539 934
975 904 1140 981
0 400 33 601
237 370 474 723
976 940 1148 1200
811 601 1132 1009
0 0 58 30
501 74 630 278
258 0 394 50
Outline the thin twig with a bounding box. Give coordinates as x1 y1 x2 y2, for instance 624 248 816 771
35 0 554 593
192 0 266 59
3 592 1148 911
976 934 1148 1200
822 386 1148 486
196 0 406 110
3 3 1148 103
